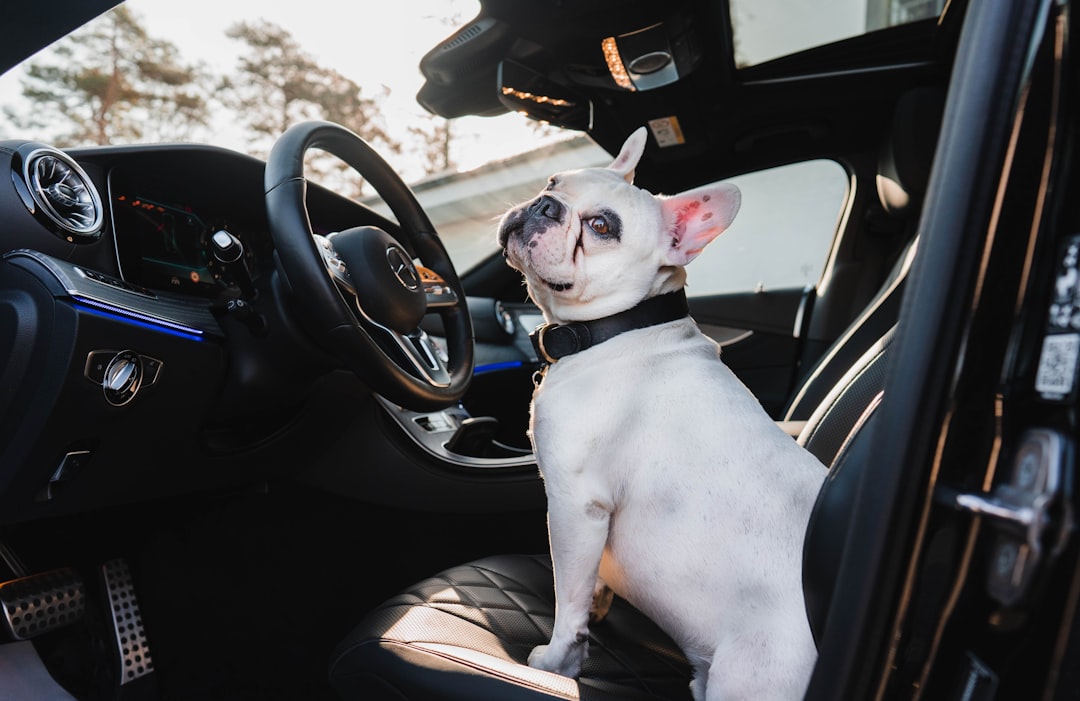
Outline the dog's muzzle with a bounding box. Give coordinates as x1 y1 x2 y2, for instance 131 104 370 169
528 194 564 223
498 195 566 249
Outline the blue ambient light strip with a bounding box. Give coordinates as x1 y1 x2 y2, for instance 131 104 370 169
71 295 205 342
473 360 523 375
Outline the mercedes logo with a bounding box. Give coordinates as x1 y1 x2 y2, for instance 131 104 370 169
386 246 420 291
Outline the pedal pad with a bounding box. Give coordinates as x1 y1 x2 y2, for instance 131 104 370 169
0 568 86 640
101 559 154 684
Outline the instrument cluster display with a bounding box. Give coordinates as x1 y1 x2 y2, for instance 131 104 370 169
110 170 256 298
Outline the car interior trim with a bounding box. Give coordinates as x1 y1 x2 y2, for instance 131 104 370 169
741 60 937 87
374 395 535 470
69 298 206 343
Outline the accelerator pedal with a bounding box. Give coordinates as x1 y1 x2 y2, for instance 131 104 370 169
0 568 85 640
101 559 154 685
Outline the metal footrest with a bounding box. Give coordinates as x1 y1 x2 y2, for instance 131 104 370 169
0 568 86 640
101 559 153 684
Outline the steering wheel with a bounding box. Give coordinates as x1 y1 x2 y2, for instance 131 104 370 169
264 121 473 410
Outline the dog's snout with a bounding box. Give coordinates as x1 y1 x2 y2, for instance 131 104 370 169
529 195 564 222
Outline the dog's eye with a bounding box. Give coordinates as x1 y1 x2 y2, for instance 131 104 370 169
583 209 621 242
587 216 611 237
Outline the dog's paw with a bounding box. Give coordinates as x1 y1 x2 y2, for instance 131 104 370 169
528 641 587 678
589 582 614 624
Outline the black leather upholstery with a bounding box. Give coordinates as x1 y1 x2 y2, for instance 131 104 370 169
876 87 947 216
783 242 914 423
329 555 693 701
799 330 892 642
797 327 895 467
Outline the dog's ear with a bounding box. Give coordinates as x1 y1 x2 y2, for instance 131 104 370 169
608 127 648 183
660 182 741 266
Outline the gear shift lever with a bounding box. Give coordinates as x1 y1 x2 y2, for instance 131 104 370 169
445 417 500 457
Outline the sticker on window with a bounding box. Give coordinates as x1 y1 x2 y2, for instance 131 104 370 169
648 117 685 148
1036 333 1080 398
1036 233 1080 401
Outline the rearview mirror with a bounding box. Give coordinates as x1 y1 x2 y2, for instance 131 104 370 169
497 60 593 131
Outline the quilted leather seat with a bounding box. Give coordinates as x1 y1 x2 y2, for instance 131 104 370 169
330 554 693 700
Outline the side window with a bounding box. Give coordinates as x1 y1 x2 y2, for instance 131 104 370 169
686 160 849 296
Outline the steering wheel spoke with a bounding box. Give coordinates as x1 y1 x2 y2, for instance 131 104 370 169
387 327 452 388
417 265 460 308
316 233 355 293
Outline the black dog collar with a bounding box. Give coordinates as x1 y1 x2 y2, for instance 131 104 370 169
530 289 690 364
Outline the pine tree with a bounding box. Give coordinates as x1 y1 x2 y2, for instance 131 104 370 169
219 20 401 196
4 6 209 146
409 117 455 176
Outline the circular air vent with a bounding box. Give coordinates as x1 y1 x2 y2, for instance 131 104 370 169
19 147 104 243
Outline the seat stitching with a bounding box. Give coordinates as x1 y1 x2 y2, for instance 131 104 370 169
475 559 689 689
802 346 888 448
421 564 551 653
372 557 692 693
471 561 557 643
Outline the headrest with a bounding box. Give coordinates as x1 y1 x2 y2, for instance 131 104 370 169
876 86 947 216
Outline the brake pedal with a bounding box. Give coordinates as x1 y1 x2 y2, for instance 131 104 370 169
101 559 154 684
0 568 86 640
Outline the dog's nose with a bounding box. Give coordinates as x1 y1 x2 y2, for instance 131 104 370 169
529 195 564 222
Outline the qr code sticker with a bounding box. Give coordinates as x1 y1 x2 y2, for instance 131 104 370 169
1035 333 1080 398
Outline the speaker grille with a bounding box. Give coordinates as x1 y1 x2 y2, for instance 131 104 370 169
21 147 104 242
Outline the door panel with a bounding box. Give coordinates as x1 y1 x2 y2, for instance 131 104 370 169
691 286 813 417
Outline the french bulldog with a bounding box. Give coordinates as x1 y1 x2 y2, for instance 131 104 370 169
497 127 828 700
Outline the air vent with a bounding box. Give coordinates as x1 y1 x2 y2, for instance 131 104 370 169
18 147 103 243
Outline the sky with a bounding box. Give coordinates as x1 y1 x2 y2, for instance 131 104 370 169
0 0 555 182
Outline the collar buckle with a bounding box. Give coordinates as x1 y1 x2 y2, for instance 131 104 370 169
530 323 591 364
531 324 559 364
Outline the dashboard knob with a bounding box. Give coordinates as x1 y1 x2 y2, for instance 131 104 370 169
210 229 257 299
102 351 142 406
211 229 244 263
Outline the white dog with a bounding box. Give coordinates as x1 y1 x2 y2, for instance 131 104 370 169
497 127 827 700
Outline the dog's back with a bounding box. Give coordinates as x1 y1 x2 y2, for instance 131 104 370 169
532 317 824 699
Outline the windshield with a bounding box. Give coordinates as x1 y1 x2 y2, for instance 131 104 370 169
730 0 946 67
0 0 577 269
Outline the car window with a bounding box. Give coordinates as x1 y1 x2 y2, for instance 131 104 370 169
687 160 849 296
730 0 946 67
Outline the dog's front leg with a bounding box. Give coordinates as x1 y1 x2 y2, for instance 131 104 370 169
529 494 610 678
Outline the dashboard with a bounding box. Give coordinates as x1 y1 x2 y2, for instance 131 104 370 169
0 138 542 524
0 140 404 522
